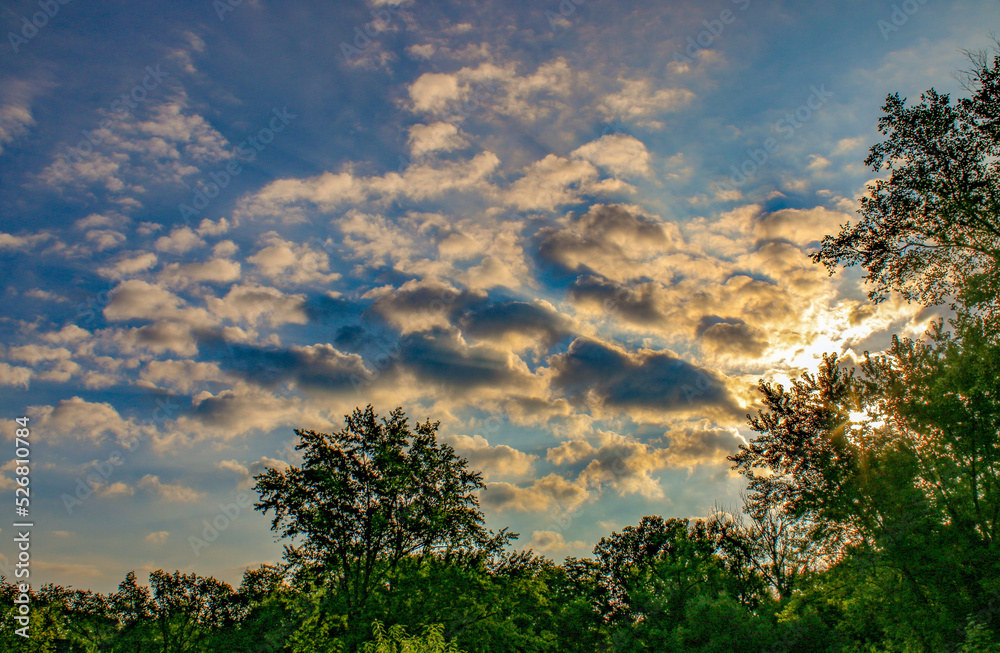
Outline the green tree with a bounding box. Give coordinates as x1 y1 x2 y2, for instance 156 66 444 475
730 317 1000 651
253 405 515 650
591 516 750 651
361 620 465 653
814 45 1000 316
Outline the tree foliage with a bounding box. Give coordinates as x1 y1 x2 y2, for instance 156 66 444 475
815 45 1000 316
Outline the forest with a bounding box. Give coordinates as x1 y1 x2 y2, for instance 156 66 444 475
2 47 999 653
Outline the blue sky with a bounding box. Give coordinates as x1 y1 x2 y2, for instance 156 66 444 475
0 0 996 592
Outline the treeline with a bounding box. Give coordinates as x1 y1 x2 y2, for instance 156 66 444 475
4 45 1000 653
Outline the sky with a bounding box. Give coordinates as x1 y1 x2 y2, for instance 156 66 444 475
0 0 996 593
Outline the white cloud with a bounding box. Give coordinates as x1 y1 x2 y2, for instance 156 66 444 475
444 434 536 480
756 206 851 246
0 363 31 388
96 481 134 498
247 233 340 285
408 122 468 156
206 284 308 327
104 280 216 331
139 475 203 503
571 133 652 178
409 73 464 113
482 473 589 513
0 231 49 249
27 397 133 444
161 258 242 286
240 151 499 220
140 360 227 393
0 81 36 154
155 227 205 254
505 154 599 211
144 531 169 544
100 251 158 278
524 530 589 556
597 79 694 128
41 93 233 196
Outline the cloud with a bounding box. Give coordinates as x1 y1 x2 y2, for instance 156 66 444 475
218 456 290 490
596 78 694 127
482 473 589 513
0 231 50 249
100 251 158 278
457 299 573 353
0 363 31 388
571 133 652 178
139 475 203 503
409 72 464 113
240 151 499 219
365 280 483 335
28 397 132 444
247 233 340 285
7 345 72 365
0 80 36 154
537 204 678 280
567 275 666 325
24 288 68 302
216 343 371 394
662 424 744 468
397 327 538 394
406 59 583 123
547 430 672 499
42 94 233 196
120 320 199 356
206 284 308 328
408 121 468 156
524 530 589 556
755 206 851 246
104 280 183 321
171 385 305 443
156 227 206 254
444 434 536 480
96 482 134 499
160 259 241 287
140 360 227 393
144 531 169 544
548 337 742 420
505 154 599 211
695 316 768 357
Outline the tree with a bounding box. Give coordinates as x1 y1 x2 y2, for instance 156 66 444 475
814 45 1000 316
361 621 465 653
730 318 1000 650
253 405 515 649
729 355 862 556
591 516 734 647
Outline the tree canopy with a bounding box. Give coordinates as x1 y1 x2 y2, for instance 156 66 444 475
815 46 1000 317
